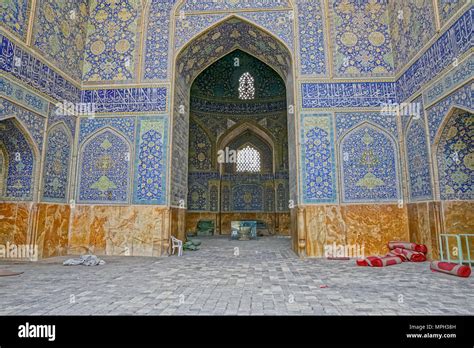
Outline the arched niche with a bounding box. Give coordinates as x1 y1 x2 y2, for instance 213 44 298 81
404 115 433 202
170 15 296 209
432 107 473 201
41 123 73 203
0 117 38 201
339 122 401 203
77 127 132 204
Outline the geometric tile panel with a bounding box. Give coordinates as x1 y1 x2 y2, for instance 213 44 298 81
0 98 45 150
77 129 131 204
133 115 168 205
143 0 175 80
0 0 31 40
340 125 400 203
41 124 72 203
388 0 436 72
300 113 337 204
239 11 294 51
33 0 88 81
82 0 141 82
437 0 468 26
231 183 264 211
405 102 433 201
0 118 35 200
297 0 328 76
436 110 473 200
174 14 227 52
329 0 394 77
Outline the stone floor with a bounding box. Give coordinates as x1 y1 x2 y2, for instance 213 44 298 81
0 236 472 315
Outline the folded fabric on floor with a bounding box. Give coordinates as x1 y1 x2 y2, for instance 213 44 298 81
63 255 105 266
356 255 403 267
388 241 427 254
430 261 471 278
387 248 427 262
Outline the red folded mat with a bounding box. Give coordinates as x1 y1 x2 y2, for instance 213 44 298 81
430 261 471 278
357 255 404 267
387 248 427 262
388 241 427 254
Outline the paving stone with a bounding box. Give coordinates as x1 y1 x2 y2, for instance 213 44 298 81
0 236 472 315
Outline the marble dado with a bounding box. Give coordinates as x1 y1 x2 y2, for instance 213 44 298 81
69 205 171 257
1 202 471 261
0 203 69 259
34 203 70 259
405 201 473 261
0 202 32 246
296 204 410 258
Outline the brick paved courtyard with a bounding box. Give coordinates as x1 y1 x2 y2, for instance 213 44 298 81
0 237 472 315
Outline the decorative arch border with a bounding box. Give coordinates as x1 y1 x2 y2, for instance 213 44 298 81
169 14 298 209
172 1 295 52
41 122 74 203
337 121 402 204
76 126 134 205
0 116 40 201
431 105 474 201
0 143 9 199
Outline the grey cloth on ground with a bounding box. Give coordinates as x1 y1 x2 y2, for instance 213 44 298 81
63 255 106 266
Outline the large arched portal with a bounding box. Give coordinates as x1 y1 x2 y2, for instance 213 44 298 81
170 17 297 241
186 49 290 236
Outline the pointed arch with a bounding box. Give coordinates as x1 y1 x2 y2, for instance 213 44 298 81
0 117 38 201
339 122 401 203
170 16 296 209
173 13 294 68
432 107 473 201
77 127 132 204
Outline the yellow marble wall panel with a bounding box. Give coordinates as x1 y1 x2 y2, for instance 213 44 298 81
304 205 346 257
344 204 409 257
171 208 186 241
302 204 409 257
35 203 70 259
0 203 32 246
441 201 474 261
442 201 474 233
69 205 92 253
407 202 442 260
70 205 170 257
